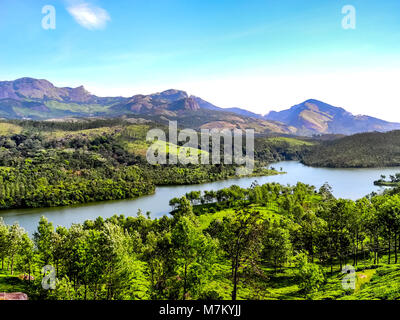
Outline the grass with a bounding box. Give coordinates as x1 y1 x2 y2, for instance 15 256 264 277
122 140 150 156
348 264 400 300
44 126 121 139
145 140 210 160
117 124 211 159
197 202 400 300
355 269 376 292
266 137 314 146
117 125 152 156
0 270 28 293
121 139 210 159
198 208 234 228
120 124 150 140
44 100 109 114
0 122 22 135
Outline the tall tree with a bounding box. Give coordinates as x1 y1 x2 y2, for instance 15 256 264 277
34 216 55 268
217 209 263 300
171 216 217 300
8 223 24 275
0 218 9 270
263 220 292 272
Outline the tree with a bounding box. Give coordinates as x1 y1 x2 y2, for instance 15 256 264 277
185 191 201 205
34 216 55 268
7 223 24 275
0 218 9 270
216 189 230 202
18 233 35 282
292 253 325 295
377 195 400 264
217 209 263 300
319 199 354 273
169 197 180 211
143 230 175 299
203 190 216 204
263 220 292 272
319 183 334 201
171 216 216 300
171 197 195 220
363 199 380 264
97 222 145 300
351 198 370 266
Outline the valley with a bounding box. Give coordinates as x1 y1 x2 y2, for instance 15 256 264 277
2 79 400 302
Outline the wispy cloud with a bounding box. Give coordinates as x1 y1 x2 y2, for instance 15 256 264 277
66 1 110 30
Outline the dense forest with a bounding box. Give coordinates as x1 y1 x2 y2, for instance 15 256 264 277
254 136 314 164
2 182 400 300
302 130 400 168
0 119 280 209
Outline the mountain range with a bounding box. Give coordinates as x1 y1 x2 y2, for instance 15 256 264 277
1 77 399 136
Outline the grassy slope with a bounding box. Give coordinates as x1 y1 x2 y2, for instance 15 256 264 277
196 203 400 300
348 265 400 300
45 101 109 114
45 126 121 139
266 137 314 147
0 122 22 135
0 270 29 294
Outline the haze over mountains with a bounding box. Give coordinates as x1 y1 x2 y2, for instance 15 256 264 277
1 77 399 136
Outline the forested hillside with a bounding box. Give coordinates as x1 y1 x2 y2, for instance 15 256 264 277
302 130 400 168
254 136 315 164
0 119 279 209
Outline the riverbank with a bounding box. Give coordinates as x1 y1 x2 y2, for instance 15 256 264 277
0 165 281 212
373 180 399 187
2 161 400 234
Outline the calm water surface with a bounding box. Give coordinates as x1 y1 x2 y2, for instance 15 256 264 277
1 161 399 234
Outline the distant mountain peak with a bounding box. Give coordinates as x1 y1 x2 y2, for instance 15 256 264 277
74 85 86 91
303 98 323 104
0 77 95 103
265 99 400 135
149 89 188 102
161 89 186 95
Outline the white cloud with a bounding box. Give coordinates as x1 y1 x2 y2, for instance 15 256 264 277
67 2 110 30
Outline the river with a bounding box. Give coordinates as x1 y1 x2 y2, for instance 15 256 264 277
1 161 399 234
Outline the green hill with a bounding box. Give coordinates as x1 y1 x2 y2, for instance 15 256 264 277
302 130 400 168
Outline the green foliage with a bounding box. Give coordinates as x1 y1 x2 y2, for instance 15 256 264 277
254 135 314 164
292 253 325 294
302 130 400 167
263 221 292 272
0 119 281 209
2 181 400 300
171 216 217 299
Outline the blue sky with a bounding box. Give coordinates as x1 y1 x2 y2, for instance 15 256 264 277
0 0 400 119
